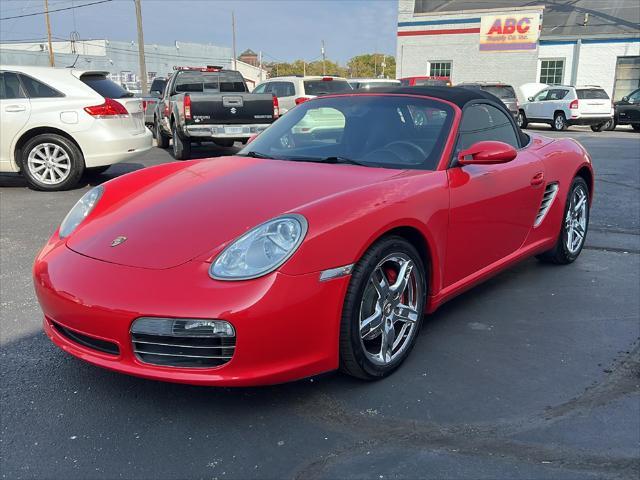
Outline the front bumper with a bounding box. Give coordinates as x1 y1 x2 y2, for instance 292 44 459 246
34 240 349 386
184 124 271 139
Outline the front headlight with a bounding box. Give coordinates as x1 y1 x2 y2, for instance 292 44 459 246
210 214 308 280
59 186 103 238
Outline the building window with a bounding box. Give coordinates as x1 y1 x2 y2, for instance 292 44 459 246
540 59 564 85
429 61 451 78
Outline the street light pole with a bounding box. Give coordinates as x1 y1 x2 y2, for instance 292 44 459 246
321 40 326 75
43 0 55 67
232 11 237 69
134 0 148 94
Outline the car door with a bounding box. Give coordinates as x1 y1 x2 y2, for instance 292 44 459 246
445 103 545 287
0 71 31 171
525 88 548 119
618 89 640 124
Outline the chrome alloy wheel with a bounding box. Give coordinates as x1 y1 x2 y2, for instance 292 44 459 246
27 143 71 185
359 253 423 366
565 184 588 254
554 115 565 130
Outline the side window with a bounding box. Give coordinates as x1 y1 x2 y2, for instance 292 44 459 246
0 72 26 99
281 82 295 97
533 89 549 102
19 74 63 98
253 83 267 94
457 103 519 153
628 89 640 103
547 89 569 100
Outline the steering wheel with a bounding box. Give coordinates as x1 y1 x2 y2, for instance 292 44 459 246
383 141 427 164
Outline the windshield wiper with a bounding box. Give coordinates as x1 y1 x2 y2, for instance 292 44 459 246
310 156 369 167
238 151 275 159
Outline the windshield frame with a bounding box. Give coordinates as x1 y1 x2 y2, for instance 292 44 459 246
239 93 459 171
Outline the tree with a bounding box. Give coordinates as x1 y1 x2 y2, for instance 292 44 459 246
347 54 396 79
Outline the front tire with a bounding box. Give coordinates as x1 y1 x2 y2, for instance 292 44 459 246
516 110 528 129
340 236 427 380
537 177 589 264
552 112 568 131
20 134 84 191
604 118 616 131
172 123 191 160
632 124 640 131
155 119 170 148
590 123 605 132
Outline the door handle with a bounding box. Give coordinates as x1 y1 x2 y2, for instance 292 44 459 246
5 105 26 112
531 172 545 186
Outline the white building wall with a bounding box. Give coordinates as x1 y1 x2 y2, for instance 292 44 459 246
576 41 640 96
397 0 542 89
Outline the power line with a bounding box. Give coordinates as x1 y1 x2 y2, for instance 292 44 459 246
0 0 112 21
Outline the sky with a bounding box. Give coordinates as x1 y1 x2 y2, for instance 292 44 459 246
0 0 399 64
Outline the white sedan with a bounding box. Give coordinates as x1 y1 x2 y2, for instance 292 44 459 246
0 65 152 191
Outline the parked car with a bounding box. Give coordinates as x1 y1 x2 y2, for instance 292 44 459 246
0 65 152 191
609 88 640 131
456 82 519 118
253 75 352 115
154 66 278 159
348 78 401 90
35 86 593 385
141 76 167 127
517 85 614 132
399 76 451 87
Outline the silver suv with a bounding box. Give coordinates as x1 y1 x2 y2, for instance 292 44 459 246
253 75 352 114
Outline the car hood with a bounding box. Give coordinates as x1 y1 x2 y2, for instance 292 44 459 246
67 156 403 269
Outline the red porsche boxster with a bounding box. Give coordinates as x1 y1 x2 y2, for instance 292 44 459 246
34 88 593 386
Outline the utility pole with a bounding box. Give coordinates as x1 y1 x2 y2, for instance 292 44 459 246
258 51 263 81
43 0 54 66
232 11 237 69
134 0 148 94
321 40 326 75
381 55 386 78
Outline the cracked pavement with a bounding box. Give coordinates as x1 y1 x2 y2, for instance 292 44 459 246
1 127 639 479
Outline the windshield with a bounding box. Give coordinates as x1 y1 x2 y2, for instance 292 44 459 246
174 71 247 93
577 89 609 99
481 85 516 99
303 79 352 95
239 95 454 170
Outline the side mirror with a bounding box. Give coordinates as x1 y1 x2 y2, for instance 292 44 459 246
458 141 517 166
150 90 162 98
622 96 629 103
528 96 534 102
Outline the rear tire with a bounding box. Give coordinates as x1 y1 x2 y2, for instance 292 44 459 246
339 236 427 380
537 177 589 265
20 134 84 191
516 110 528 129
172 123 191 160
552 112 568 131
155 119 170 148
604 118 616 131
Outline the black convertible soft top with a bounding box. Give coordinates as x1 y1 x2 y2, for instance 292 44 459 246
357 86 529 147
355 86 505 108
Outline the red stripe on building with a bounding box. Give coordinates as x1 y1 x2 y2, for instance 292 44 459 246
398 27 480 37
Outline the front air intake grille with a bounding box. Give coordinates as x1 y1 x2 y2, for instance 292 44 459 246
130 318 236 368
534 182 559 227
51 321 120 356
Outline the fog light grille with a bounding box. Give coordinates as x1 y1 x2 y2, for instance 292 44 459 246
130 318 236 368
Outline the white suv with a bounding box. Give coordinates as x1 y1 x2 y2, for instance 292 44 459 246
252 76 352 114
517 85 614 132
0 65 152 191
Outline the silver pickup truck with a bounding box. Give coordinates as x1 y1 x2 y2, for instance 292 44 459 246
154 67 278 160
141 77 167 127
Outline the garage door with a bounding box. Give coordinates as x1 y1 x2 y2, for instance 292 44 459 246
613 56 640 101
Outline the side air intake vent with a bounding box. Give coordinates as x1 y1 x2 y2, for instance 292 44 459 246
534 182 559 227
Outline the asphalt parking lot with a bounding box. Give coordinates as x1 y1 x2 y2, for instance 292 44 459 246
1 126 639 479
